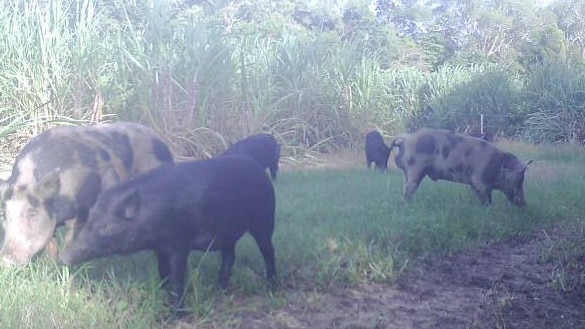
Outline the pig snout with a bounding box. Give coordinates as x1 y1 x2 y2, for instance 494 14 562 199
59 238 98 266
58 251 73 266
1 254 18 267
0 246 32 267
58 247 84 266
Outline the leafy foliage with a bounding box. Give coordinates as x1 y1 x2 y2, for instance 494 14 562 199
522 62 585 143
412 65 520 136
1 0 585 156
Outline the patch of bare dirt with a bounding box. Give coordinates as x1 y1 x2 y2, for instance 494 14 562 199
171 224 585 329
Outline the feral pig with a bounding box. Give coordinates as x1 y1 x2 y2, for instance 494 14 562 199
365 130 391 171
59 155 278 312
0 122 174 266
468 132 493 142
221 133 280 180
392 128 532 206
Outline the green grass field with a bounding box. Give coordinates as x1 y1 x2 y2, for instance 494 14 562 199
0 142 584 328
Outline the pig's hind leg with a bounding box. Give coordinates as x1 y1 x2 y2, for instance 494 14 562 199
218 245 236 289
250 229 278 290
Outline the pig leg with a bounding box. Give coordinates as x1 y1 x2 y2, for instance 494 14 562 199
156 246 189 312
470 179 492 205
269 163 278 181
375 146 389 171
471 186 492 205
250 232 278 289
374 158 383 170
44 238 59 258
156 251 171 287
63 218 85 247
403 168 425 201
366 152 372 168
218 245 236 289
273 145 281 180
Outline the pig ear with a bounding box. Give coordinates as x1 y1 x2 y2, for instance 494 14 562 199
390 138 401 148
522 160 534 172
121 189 141 220
37 168 61 198
101 165 120 189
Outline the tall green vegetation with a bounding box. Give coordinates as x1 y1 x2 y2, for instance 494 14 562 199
522 62 585 143
413 65 523 136
1 0 585 157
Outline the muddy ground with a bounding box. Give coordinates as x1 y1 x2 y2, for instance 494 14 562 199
171 224 585 329
170 151 585 329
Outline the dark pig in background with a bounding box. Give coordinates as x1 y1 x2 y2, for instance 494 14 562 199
365 130 391 171
468 131 493 142
221 133 280 180
0 122 174 266
59 155 278 312
392 128 532 206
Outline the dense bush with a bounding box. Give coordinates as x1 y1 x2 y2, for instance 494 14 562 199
1 0 585 158
521 62 585 144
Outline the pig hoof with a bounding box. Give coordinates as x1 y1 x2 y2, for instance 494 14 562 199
163 307 190 323
266 277 280 292
170 307 190 319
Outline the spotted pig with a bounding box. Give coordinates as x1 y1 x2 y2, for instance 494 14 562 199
0 122 174 266
59 155 278 313
221 133 280 180
365 130 391 171
391 128 532 206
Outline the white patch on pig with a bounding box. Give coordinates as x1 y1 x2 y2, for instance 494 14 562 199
2 198 39 265
13 154 39 188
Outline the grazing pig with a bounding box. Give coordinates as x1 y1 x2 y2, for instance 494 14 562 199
220 133 280 180
468 132 493 142
365 130 391 171
59 155 278 312
391 128 532 206
0 122 174 266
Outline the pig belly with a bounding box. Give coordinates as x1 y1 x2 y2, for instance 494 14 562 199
190 232 220 251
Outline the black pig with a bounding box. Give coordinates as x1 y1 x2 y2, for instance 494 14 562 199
221 133 280 180
469 132 493 142
365 130 391 171
59 155 278 312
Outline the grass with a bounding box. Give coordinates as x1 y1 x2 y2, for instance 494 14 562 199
0 258 165 328
1 141 585 328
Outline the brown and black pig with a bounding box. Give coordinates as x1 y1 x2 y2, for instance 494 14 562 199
365 130 391 171
59 155 278 312
220 133 280 180
0 122 174 266
391 128 532 206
